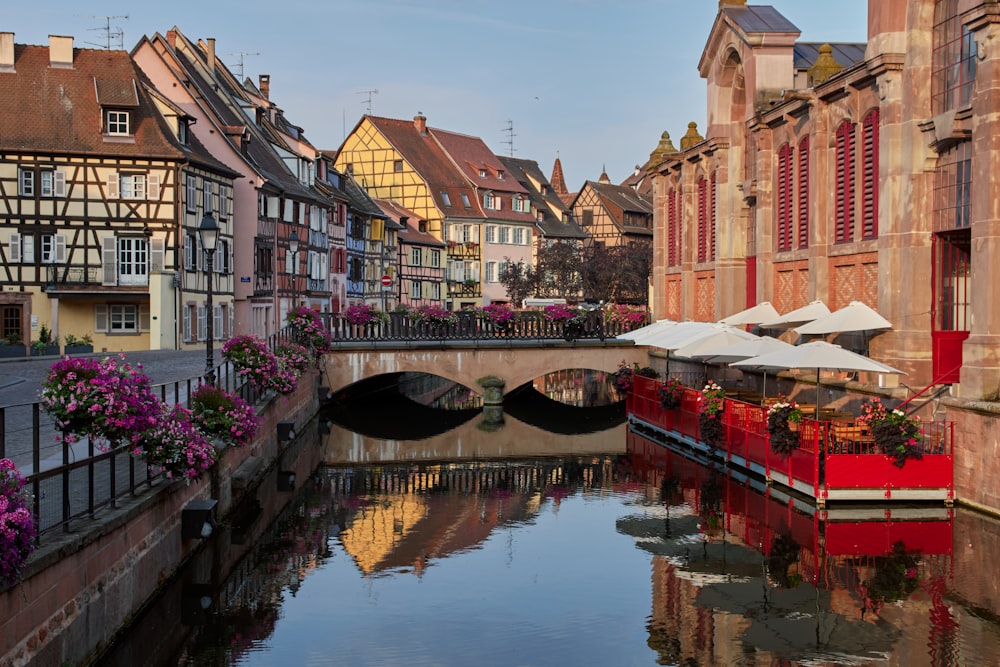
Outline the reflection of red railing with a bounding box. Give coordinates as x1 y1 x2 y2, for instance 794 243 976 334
627 375 954 503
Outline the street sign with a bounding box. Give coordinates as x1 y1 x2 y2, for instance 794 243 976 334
381 274 392 287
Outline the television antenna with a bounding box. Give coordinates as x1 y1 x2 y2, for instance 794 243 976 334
501 119 516 157
86 15 128 50
356 89 379 115
227 52 260 80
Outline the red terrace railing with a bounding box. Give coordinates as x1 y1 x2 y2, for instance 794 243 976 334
627 375 955 503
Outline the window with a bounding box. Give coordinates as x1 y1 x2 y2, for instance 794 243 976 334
432 282 441 300
412 280 422 299
18 168 33 196
461 193 471 208
441 192 451 206
697 176 710 261
110 305 138 332
106 110 130 135
582 209 594 227
430 249 441 268
513 228 524 245
667 188 680 267
479 168 487 178
513 196 530 213
40 234 66 264
483 192 498 210
499 226 510 244
461 225 474 243
411 247 422 266
776 144 793 252
933 141 972 231
203 181 214 214
497 170 504 181
797 137 810 249
39 171 65 197
861 110 879 239
121 174 146 200
219 184 230 220
107 173 160 201
486 261 497 283
485 225 497 243
102 236 161 286
186 176 197 212
834 120 856 243
185 232 197 270
932 0 977 113
394 160 403 172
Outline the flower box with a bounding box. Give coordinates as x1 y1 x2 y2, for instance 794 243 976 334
30 344 60 357
63 344 94 355
0 345 26 359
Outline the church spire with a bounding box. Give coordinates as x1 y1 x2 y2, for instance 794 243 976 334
551 155 568 195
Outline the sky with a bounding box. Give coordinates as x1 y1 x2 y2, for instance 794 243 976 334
8 0 868 190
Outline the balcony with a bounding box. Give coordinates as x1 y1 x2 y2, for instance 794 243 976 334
446 242 481 260
447 279 481 299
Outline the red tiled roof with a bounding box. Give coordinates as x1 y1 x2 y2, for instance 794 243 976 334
0 44 183 158
374 198 444 247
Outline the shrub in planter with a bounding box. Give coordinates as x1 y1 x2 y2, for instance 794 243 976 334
62 333 94 355
285 306 332 354
766 398 804 457
697 381 727 447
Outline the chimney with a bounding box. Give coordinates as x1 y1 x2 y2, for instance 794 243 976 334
414 112 427 135
0 33 14 73
206 37 215 72
166 29 177 49
259 74 270 99
49 35 73 69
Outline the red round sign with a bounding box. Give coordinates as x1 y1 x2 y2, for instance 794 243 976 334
380 274 392 286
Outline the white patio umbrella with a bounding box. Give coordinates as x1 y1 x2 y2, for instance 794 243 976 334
638 320 718 350
719 301 781 326
759 300 831 330
616 318 678 343
697 336 796 402
671 326 760 359
794 301 892 356
730 340 905 418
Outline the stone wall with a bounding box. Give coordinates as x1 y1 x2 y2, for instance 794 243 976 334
0 372 321 667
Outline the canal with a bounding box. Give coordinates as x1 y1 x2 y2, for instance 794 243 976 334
94 372 1000 666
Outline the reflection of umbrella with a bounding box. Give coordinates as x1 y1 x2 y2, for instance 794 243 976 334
719 301 781 326
759 300 831 330
697 336 796 402
730 341 905 417
616 319 678 343
671 327 760 359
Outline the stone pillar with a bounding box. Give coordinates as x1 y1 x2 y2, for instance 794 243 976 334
477 376 505 430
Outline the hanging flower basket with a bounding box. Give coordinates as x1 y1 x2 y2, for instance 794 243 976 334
858 399 924 468
0 458 37 590
189 385 260 448
698 382 726 447
658 378 685 409
766 398 804 457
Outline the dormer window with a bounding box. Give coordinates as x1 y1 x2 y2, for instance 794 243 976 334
460 193 471 208
178 119 189 145
484 191 499 210
497 170 504 181
479 168 487 179
441 192 451 206
513 195 530 213
106 110 130 136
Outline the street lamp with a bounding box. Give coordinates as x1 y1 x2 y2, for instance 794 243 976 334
288 229 299 306
199 213 219 384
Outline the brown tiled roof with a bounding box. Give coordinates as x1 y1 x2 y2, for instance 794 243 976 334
498 156 587 241
584 180 654 236
1 44 183 158
365 115 485 219
374 199 445 247
551 156 568 194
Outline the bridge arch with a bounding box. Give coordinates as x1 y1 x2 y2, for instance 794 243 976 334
322 342 650 398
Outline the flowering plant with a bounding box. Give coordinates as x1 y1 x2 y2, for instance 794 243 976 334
266 363 299 395
767 397 803 456
189 385 260 448
40 355 161 447
543 304 585 323
132 405 215 483
275 342 312 377
0 458 36 589
481 303 515 325
285 307 332 354
858 398 923 468
410 304 458 327
658 377 685 409
222 335 278 393
612 361 634 392
604 304 648 331
698 381 726 447
343 303 387 326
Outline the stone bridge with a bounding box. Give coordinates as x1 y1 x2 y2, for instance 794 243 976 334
321 340 648 422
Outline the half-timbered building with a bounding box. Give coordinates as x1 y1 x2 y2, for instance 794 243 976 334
0 33 238 353
376 199 446 308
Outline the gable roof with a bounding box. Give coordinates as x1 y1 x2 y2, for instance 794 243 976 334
0 43 183 159
587 181 653 216
362 115 485 219
721 5 799 34
498 156 587 240
793 42 867 70
374 199 445 247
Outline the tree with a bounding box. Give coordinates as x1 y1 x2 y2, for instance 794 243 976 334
581 242 651 304
534 241 583 300
498 260 537 307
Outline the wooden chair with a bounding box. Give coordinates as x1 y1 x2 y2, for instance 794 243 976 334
829 424 876 454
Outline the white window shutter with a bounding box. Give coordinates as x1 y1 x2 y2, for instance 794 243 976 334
54 171 66 197
472 261 481 281
150 237 164 271
106 173 119 199
102 236 117 285
54 235 66 263
196 236 204 271
8 233 20 263
22 235 34 263
197 305 206 341
94 304 109 332
213 305 223 340
148 174 160 200
139 304 150 332
183 306 191 342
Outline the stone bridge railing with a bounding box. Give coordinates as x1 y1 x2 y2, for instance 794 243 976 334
321 310 636 343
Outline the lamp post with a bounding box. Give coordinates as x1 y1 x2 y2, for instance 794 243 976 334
288 229 299 307
199 214 219 384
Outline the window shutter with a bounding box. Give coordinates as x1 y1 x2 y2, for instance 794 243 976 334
148 174 160 200
8 233 20 263
53 171 66 197
95 304 109 332
139 304 150 332
862 109 879 239
106 173 119 199
777 144 792 252
797 137 810 249
213 305 223 340
102 236 117 285
54 234 66 263
196 236 204 271
197 305 206 341
697 177 707 262
709 172 717 261
183 306 191 342
150 237 164 272
22 235 35 263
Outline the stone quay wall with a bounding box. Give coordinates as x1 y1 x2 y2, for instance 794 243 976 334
0 371 322 667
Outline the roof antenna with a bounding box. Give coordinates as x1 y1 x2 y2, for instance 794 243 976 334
227 52 261 80
86 15 128 50
502 119 516 157
356 89 379 115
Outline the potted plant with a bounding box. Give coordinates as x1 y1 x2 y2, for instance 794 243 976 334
132 404 215 483
62 333 94 355
858 398 924 468
658 377 686 409
189 384 260 448
410 304 458 334
342 303 388 327
544 304 586 341
30 324 59 357
0 458 37 590
698 381 727 448
0 335 25 359
285 307 331 355
481 303 515 330
766 397 804 457
222 334 280 393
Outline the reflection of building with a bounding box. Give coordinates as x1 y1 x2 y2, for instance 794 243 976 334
533 369 617 407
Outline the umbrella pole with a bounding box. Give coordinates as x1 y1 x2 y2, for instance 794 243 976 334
761 371 767 406
815 368 820 419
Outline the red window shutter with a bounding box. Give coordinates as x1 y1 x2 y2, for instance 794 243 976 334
835 120 856 243
710 171 717 261
697 178 707 262
797 136 810 249
777 144 792 252
667 189 675 266
862 109 879 239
